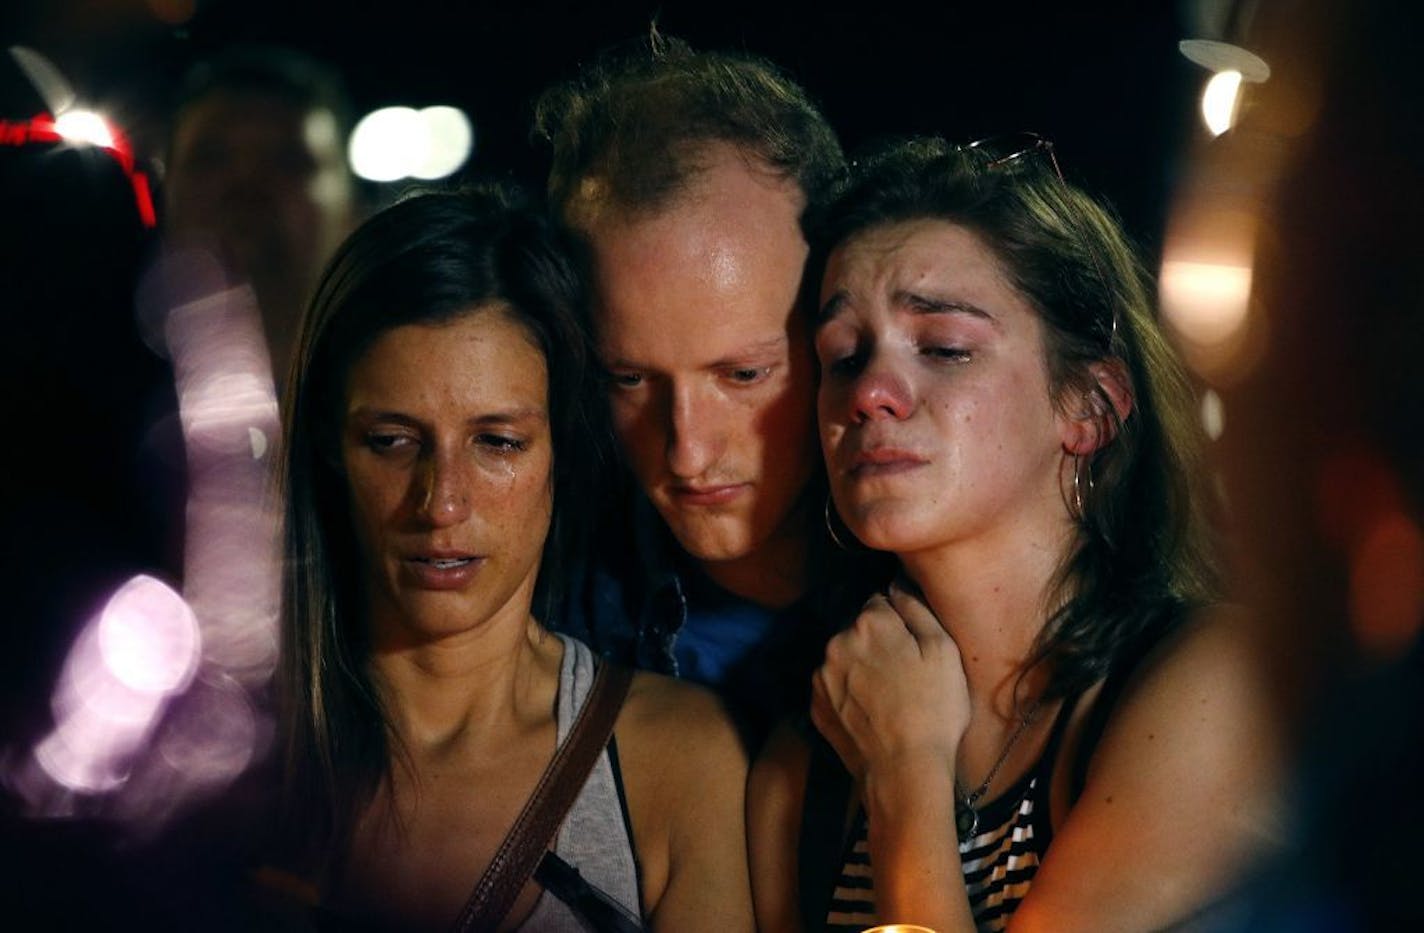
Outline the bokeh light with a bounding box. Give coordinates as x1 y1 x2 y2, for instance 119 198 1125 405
412 106 474 179
349 106 425 182
1201 69 1243 136
1160 259 1254 347
348 104 473 182
97 575 202 695
1200 388 1225 441
33 576 199 795
53 109 115 148
1349 511 1424 658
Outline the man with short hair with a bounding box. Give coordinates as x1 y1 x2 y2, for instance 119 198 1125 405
536 35 883 747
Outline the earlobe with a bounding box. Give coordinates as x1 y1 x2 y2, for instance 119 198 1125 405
1061 359 1134 456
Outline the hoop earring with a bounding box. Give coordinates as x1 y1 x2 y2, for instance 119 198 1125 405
825 495 854 551
1071 454 1095 525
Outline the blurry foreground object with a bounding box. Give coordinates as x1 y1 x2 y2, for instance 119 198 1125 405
0 43 177 754
1 46 278 930
1164 0 1424 927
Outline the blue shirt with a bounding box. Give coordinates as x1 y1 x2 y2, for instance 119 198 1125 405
551 483 892 750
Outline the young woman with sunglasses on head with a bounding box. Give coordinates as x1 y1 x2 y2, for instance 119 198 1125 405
748 137 1281 932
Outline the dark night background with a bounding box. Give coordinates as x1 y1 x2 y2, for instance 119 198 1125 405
12 1 1424 930
5 0 1201 255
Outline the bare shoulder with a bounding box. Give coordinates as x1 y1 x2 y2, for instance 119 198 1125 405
1021 605 1285 931
1144 602 1264 680
614 671 753 931
613 671 747 817
1108 603 1274 740
616 671 746 770
1085 603 1281 796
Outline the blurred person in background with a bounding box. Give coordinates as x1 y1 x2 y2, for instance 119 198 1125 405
159 44 358 384
109 44 365 845
535 33 890 752
102 43 368 855
270 187 751 931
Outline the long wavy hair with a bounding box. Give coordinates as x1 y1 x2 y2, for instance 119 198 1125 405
807 137 1220 700
275 186 602 871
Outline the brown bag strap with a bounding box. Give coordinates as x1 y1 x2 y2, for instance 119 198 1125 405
449 659 635 932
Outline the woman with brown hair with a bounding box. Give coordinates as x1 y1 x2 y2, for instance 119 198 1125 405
276 187 750 931
750 137 1279 932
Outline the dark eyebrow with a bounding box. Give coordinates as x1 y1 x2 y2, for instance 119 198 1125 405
816 290 1000 329
347 407 547 427
816 291 849 327
894 290 999 325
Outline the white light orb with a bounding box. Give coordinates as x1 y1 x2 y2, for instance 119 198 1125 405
97 574 201 695
412 106 474 180
54 109 115 148
349 106 427 182
1201 70 1243 137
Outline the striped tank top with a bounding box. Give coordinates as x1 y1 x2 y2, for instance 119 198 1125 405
824 694 1079 932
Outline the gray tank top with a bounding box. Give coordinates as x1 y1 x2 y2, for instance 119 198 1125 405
520 635 644 931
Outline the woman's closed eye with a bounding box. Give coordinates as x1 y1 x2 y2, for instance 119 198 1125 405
365 431 418 454
824 350 867 379
920 344 972 363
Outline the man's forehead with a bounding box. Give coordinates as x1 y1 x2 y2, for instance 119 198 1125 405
568 141 804 230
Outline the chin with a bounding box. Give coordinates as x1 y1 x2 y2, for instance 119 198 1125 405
665 517 759 564
675 532 757 564
845 504 937 554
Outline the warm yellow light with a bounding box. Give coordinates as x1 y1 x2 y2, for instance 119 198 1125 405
1200 388 1225 441
1160 259 1253 347
1201 69 1243 136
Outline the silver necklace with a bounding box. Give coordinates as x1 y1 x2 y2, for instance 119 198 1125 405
954 701 1042 842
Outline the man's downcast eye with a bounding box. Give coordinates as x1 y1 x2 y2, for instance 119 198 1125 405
610 372 644 389
727 366 772 384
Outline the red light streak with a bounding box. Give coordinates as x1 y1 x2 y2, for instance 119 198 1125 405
0 112 156 228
